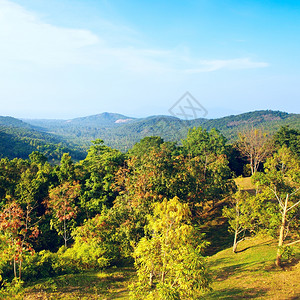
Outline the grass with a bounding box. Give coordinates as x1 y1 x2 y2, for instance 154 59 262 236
234 177 256 192
204 235 300 299
7 236 300 299
21 267 136 300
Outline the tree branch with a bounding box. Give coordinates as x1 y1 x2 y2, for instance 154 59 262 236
287 199 300 212
268 187 284 210
285 239 300 247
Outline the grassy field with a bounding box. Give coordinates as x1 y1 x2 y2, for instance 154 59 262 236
5 236 300 299
205 236 300 299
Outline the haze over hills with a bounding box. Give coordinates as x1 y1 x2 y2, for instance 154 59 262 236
0 110 299 159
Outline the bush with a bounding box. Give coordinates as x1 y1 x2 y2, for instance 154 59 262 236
0 278 24 299
22 250 58 281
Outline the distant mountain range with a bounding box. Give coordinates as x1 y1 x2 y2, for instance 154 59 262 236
0 110 299 160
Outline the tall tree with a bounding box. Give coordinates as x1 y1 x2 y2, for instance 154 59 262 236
223 190 260 253
253 146 300 267
182 127 227 179
182 127 235 208
132 197 211 299
273 126 300 158
80 140 124 217
46 181 80 247
237 127 273 175
0 199 38 279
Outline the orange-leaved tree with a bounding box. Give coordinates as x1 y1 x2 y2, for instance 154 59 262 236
46 181 80 247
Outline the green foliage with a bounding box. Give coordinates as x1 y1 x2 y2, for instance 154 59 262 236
131 197 211 299
182 127 235 206
128 136 165 158
253 146 300 266
0 277 24 299
223 190 262 252
0 124 85 162
80 140 124 217
66 211 121 270
273 126 300 158
1 121 300 295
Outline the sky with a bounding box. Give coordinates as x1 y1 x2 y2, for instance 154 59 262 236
0 0 299 119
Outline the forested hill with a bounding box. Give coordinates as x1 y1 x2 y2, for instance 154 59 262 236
24 110 300 151
0 110 299 158
0 117 86 162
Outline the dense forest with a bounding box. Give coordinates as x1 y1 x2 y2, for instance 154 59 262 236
0 117 86 162
0 120 299 299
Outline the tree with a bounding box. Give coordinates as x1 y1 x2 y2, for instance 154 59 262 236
273 126 300 158
237 127 273 175
0 199 38 279
132 197 211 299
253 146 300 267
182 127 227 179
182 127 235 208
56 153 75 183
80 140 124 217
128 136 165 159
223 190 260 253
46 181 80 247
29 151 47 166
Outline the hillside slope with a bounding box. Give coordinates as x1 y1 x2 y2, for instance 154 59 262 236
21 236 300 299
206 236 300 299
0 117 86 161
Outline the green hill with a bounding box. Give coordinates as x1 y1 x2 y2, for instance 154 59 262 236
0 117 86 162
24 110 300 151
1 110 299 158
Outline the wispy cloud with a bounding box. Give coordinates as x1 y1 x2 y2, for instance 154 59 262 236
0 0 269 73
185 58 269 73
0 0 100 66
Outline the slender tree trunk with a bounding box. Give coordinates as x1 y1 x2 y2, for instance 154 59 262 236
19 259 22 279
13 256 17 279
250 154 254 175
276 195 288 268
233 229 238 253
161 271 165 283
64 217 67 247
149 270 153 287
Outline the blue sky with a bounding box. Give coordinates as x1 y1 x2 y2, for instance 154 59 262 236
0 0 299 119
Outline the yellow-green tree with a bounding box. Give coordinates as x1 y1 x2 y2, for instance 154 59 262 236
132 197 211 299
223 190 261 253
253 146 300 267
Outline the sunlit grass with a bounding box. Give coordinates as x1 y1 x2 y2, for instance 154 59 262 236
22 267 135 300
18 236 300 299
234 176 255 191
204 235 300 299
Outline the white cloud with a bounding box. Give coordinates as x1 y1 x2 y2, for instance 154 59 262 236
0 0 101 66
0 0 269 73
185 58 269 73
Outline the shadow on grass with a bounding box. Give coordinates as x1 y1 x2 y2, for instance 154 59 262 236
205 287 267 299
213 263 248 281
236 238 274 253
